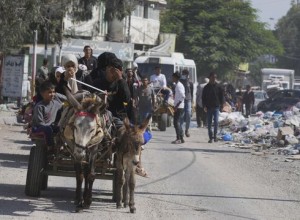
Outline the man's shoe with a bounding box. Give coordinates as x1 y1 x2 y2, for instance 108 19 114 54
172 139 181 144
185 130 190 137
181 139 185 143
214 138 218 142
208 139 213 143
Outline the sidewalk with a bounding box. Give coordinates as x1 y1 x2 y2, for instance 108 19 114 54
0 103 19 125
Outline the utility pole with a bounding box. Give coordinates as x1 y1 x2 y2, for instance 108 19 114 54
32 30 38 98
44 9 50 59
127 0 132 43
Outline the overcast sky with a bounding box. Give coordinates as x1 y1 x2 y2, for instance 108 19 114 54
250 0 292 29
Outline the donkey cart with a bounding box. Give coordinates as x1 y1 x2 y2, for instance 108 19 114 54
25 86 150 213
25 134 117 200
152 88 174 131
25 90 119 209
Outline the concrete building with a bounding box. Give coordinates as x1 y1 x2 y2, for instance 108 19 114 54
62 0 167 60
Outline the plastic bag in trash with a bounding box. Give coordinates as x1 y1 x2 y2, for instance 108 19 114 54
264 111 274 119
223 134 233 141
283 111 293 119
273 120 284 128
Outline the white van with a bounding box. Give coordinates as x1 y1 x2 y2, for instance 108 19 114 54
135 52 197 103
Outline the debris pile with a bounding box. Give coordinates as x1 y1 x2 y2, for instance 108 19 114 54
218 107 300 158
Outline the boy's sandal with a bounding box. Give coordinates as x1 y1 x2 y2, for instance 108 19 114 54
135 167 149 178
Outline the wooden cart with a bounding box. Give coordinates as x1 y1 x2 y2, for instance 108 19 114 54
25 133 117 200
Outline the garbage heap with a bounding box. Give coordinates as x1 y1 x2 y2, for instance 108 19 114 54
218 107 300 156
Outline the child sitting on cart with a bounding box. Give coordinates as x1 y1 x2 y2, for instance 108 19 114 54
31 81 66 151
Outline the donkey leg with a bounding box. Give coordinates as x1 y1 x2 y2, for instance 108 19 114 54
116 164 125 209
129 169 136 213
83 158 96 209
123 170 130 208
74 162 84 212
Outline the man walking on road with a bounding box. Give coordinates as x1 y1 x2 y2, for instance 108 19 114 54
242 84 255 118
171 71 185 144
180 69 193 137
202 72 224 143
196 78 209 128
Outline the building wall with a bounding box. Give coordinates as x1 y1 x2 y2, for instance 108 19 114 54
129 16 160 45
63 3 107 41
62 2 165 46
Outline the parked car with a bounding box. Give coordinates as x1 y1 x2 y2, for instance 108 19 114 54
252 90 268 113
257 89 300 112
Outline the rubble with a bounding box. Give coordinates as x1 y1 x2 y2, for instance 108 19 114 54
218 108 300 157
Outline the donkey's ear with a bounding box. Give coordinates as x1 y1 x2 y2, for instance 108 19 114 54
90 95 104 114
64 86 82 111
123 117 131 130
139 114 151 132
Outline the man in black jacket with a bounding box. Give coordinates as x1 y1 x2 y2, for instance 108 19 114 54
202 72 224 143
78 45 97 72
94 57 131 122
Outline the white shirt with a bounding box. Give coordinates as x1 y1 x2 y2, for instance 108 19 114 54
150 73 167 88
196 83 207 107
174 81 185 109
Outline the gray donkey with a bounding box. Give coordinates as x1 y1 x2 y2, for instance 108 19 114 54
115 115 151 213
61 87 106 212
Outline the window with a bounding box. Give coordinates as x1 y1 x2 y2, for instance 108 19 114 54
132 5 144 17
147 7 159 20
143 4 159 20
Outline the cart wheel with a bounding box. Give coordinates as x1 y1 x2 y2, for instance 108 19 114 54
112 170 117 202
167 115 172 127
25 142 46 197
158 113 168 131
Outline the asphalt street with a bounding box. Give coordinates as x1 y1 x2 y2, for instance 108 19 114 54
0 119 300 220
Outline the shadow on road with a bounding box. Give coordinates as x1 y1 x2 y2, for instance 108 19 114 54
0 183 116 216
0 153 29 169
13 140 33 145
3 138 33 146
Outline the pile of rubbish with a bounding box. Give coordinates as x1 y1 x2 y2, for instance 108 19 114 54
218 106 300 156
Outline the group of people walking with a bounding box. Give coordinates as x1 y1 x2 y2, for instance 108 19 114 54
35 45 256 148
195 72 255 143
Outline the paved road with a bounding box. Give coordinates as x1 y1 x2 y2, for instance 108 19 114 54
0 121 300 220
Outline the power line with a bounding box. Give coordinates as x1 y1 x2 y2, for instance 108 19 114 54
278 54 300 61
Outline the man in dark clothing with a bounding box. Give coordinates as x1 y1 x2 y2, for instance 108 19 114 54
202 72 224 143
89 52 117 82
93 57 131 121
180 69 193 137
78 45 97 72
126 68 140 123
242 85 255 117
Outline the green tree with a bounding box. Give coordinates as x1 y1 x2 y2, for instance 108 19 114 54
275 4 300 75
160 0 283 79
0 0 70 53
0 0 138 53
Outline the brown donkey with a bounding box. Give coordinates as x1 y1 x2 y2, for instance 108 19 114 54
115 115 151 213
